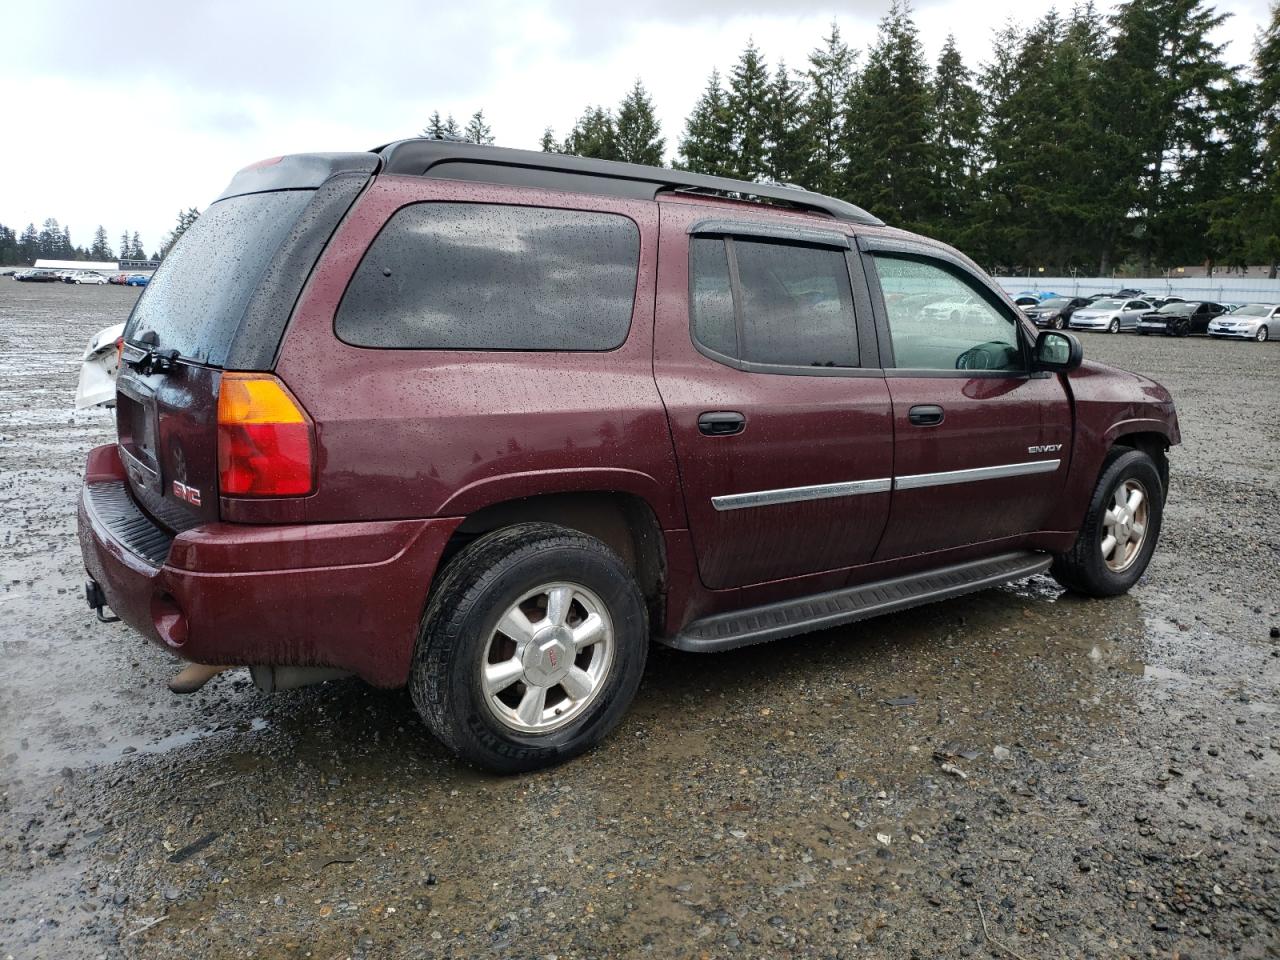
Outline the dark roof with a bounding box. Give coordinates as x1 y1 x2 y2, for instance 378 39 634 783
372 139 884 227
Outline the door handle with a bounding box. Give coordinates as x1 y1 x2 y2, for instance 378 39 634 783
908 404 944 426
697 411 746 436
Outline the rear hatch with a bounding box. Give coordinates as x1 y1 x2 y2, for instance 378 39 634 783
115 153 377 531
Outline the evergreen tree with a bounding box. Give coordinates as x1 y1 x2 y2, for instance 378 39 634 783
763 60 809 185
1101 0 1233 272
19 223 38 263
464 109 494 145
677 69 735 175
423 110 445 139
564 106 619 160
130 232 144 260
38 218 62 257
615 80 665 165
844 1 936 232
726 40 771 181
539 127 560 152
61 226 73 257
1253 1 1280 276
929 35 983 246
119 230 130 261
803 23 856 196
161 208 201 258
90 225 112 260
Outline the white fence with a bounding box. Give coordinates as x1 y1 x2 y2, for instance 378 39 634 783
994 276 1280 304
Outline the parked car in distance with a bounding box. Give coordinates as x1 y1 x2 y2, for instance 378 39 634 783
17 269 61 282
77 141 1181 772
1013 295 1040 309
124 274 150 286
1148 296 1185 309
71 272 109 285
107 273 129 285
75 322 126 408
1024 296 1091 330
1208 303 1277 342
1069 297 1152 333
1136 300 1226 337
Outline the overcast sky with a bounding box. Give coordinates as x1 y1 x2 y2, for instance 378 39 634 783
0 0 1269 257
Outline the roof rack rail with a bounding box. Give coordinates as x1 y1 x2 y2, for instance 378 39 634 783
371 139 884 227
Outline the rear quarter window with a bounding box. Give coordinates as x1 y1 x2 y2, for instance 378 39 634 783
336 203 640 351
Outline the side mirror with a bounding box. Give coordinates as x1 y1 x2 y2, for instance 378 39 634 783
1034 330 1082 372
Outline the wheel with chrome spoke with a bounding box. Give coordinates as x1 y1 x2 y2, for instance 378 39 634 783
482 582 615 734
1051 447 1165 597
411 522 647 773
1099 479 1149 573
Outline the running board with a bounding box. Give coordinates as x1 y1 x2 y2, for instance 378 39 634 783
663 551 1052 653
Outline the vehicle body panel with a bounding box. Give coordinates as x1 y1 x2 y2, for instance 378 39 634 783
75 322 125 409
651 199 895 589
273 175 685 529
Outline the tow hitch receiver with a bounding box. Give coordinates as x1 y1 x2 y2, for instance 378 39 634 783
84 578 120 623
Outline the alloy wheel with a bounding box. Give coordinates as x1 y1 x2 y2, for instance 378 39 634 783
480 582 615 734
1100 479 1150 573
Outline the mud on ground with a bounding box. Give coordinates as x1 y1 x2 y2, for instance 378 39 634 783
1 280 1277 959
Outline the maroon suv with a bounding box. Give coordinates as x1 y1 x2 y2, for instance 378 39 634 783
79 142 1180 772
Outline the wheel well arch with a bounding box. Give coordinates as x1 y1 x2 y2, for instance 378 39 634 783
441 492 667 624
1111 431 1170 494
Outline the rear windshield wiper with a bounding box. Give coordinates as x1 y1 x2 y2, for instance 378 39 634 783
125 330 182 374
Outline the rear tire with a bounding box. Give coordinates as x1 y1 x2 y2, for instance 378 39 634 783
410 522 648 773
1051 448 1164 597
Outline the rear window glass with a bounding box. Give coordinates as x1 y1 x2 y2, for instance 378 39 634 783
335 203 640 351
124 190 312 366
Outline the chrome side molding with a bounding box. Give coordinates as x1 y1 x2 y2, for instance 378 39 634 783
894 458 1061 491
711 477 892 512
711 459 1061 510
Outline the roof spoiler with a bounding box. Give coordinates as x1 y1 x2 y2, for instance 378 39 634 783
214 152 381 202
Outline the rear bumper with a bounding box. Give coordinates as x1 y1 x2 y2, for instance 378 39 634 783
78 444 462 687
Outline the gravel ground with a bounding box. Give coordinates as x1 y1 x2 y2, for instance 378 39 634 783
1 280 1277 959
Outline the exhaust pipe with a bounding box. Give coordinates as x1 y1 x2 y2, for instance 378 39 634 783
249 665 352 692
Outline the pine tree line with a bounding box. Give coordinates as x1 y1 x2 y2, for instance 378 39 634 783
524 0 1275 277
668 1 1279 276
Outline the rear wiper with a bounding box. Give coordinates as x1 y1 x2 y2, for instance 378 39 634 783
125 330 181 375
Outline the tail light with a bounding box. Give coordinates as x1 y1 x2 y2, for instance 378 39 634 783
217 372 314 497
114 336 124 371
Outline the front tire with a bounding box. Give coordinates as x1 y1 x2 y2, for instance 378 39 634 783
410 522 648 773
1108 318 1120 334
1054 316 1066 330
1050 449 1164 597
1258 325 1269 343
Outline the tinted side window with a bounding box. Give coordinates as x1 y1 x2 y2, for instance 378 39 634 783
690 237 736 357
690 237 858 369
735 240 857 367
336 203 639 350
872 255 1023 372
